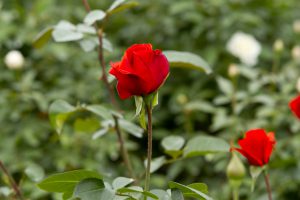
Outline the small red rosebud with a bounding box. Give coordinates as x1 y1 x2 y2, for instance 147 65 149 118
109 44 169 99
289 95 300 120
231 129 276 167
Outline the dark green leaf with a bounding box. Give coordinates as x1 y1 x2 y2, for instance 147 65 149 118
33 27 53 48
163 51 212 74
37 169 102 197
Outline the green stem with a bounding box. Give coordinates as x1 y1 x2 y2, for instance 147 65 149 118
264 172 272 200
144 103 153 192
233 187 239 200
0 161 23 200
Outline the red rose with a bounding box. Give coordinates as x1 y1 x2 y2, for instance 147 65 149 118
109 44 169 99
289 95 300 119
231 129 276 166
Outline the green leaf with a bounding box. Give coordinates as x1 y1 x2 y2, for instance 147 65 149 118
161 136 185 158
152 91 159 108
107 0 139 15
84 10 106 25
144 156 166 173
117 187 158 199
134 96 143 116
86 105 114 120
183 135 230 157
163 51 212 74
92 127 109 140
107 1 139 15
76 24 96 34
49 99 77 134
52 29 83 42
171 189 184 200
52 20 83 42
112 177 134 190
139 106 146 130
119 119 143 138
33 27 53 48
103 38 113 52
73 178 115 200
162 136 185 151
184 100 216 113
25 163 45 182
150 189 171 200
79 38 98 52
37 169 102 197
108 0 126 11
168 182 212 200
216 76 234 96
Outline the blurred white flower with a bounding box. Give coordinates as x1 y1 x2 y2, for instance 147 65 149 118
226 31 261 67
273 39 284 52
291 45 300 61
293 20 300 34
228 63 239 77
296 78 300 93
4 50 25 69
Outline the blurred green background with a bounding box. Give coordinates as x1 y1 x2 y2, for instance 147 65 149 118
1 0 300 199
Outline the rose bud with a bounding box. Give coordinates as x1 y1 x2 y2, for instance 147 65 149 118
227 152 246 181
109 44 169 99
231 129 276 167
289 95 300 120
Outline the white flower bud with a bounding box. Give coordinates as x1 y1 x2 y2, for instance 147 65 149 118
226 31 261 67
273 39 284 52
293 20 300 34
296 78 300 93
4 50 25 70
291 46 300 61
228 64 239 77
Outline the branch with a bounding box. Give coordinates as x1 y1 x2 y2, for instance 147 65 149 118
0 161 23 200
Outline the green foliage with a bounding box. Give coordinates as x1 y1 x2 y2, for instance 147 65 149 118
37 170 102 199
1 0 300 199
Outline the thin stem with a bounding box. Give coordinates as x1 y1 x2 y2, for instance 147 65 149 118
81 0 135 180
0 161 23 200
81 0 117 108
113 115 135 179
264 173 272 200
144 103 153 192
